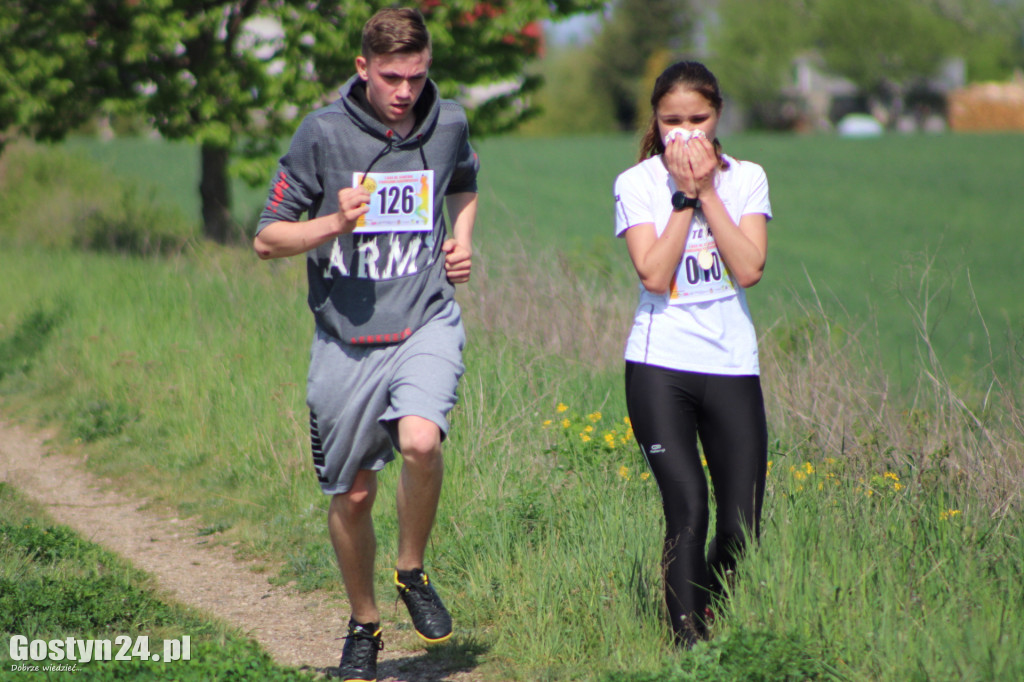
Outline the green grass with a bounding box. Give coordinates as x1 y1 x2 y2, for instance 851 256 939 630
472 132 1024 389
1 137 1022 680
731 458 1023 682
63 131 1024 389
60 136 271 231
0 483 315 680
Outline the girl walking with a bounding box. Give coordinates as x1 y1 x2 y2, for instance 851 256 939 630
613 61 771 647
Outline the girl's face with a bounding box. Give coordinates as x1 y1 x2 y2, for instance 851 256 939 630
656 86 719 146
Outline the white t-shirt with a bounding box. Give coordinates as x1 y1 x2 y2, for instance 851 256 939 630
613 153 772 375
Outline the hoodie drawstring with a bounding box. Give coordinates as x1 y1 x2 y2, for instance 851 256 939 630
359 130 430 182
415 134 429 170
359 129 395 181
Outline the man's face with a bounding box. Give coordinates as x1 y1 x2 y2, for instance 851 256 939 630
355 49 431 130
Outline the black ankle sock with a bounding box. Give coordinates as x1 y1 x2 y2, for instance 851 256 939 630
348 617 379 631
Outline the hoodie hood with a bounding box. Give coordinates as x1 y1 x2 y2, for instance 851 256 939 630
341 75 440 148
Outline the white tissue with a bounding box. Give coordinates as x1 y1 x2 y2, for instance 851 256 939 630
663 128 706 146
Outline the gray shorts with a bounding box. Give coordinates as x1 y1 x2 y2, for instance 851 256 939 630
306 300 465 495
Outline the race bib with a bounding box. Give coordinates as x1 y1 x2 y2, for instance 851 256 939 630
668 211 737 304
353 170 433 233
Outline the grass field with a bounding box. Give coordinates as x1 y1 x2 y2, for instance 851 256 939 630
2 134 1023 680
63 131 1024 388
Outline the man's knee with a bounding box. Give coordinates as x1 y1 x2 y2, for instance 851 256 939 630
397 416 442 466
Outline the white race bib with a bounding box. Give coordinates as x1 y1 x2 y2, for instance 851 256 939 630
353 170 433 233
668 211 736 304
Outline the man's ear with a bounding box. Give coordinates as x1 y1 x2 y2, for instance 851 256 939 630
355 55 369 81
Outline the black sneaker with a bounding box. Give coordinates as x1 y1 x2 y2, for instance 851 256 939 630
337 619 383 682
394 568 453 644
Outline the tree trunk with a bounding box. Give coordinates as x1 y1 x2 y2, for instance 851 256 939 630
199 144 235 243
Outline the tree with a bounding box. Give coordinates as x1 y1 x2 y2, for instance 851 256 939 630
519 45 619 135
706 0 1024 130
1 0 602 243
943 0 1024 82
588 0 696 130
707 0 815 127
0 1 128 155
815 0 959 112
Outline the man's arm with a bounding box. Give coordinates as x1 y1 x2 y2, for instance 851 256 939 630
441 191 477 283
254 186 371 260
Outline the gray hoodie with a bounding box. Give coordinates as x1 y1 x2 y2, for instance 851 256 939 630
258 75 479 345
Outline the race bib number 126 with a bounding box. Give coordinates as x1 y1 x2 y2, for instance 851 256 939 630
353 170 433 233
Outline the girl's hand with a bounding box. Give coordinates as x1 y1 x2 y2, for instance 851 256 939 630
686 135 718 197
664 136 697 196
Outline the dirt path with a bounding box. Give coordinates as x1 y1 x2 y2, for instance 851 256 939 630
0 417 486 681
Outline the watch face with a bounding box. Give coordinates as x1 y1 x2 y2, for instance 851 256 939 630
672 191 686 210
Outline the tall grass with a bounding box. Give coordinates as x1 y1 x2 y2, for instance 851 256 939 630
1 142 1022 680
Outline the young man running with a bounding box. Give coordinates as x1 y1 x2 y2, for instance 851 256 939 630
254 8 478 681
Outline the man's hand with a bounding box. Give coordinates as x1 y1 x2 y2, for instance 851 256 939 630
336 186 372 234
442 239 472 284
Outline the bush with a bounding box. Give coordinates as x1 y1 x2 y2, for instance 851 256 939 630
0 143 195 255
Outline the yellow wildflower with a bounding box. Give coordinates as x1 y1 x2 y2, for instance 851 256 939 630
542 419 552 427
583 425 593 433
884 471 900 482
580 433 591 443
561 418 571 429
804 462 815 475
618 465 630 481
939 509 962 521
640 472 650 482
588 411 602 423
556 403 568 413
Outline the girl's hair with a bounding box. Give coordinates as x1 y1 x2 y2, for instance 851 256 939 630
638 60 728 169
361 7 431 59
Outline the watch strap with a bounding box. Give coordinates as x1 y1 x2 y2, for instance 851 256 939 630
671 191 700 211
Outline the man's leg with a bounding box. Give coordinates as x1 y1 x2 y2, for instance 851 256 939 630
392 414 452 643
328 469 380 624
395 415 443 571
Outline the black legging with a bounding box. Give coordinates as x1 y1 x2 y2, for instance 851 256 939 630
625 361 767 645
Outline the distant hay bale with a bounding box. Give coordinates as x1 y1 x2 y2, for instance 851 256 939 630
948 79 1024 131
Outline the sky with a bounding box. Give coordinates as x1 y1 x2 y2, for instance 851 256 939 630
543 11 603 46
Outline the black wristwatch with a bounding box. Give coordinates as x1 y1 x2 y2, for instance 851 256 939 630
671 191 700 211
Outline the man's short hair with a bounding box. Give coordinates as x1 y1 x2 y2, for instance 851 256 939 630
361 7 431 58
